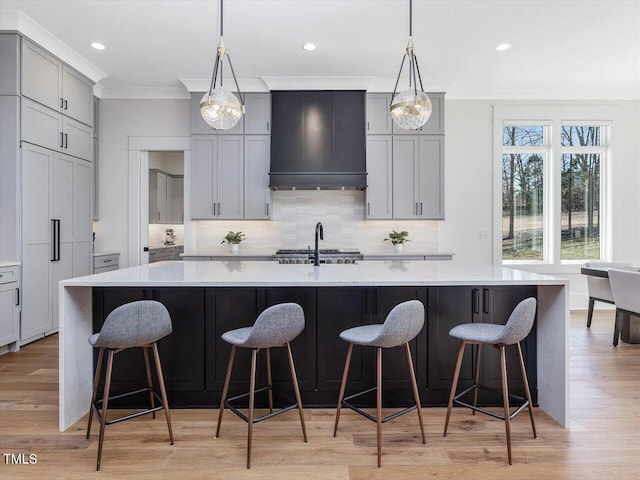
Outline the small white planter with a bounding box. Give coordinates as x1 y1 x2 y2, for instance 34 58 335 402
393 243 404 253
229 244 239 254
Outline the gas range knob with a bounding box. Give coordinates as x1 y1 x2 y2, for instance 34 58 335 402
344 258 351 264
337 259 343 264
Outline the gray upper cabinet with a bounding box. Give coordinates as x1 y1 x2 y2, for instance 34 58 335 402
149 169 168 224
21 97 92 160
365 136 393 219
244 93 271 134
392 135 444 220
169 176 184 224
244 135 271 219
366 93 392 134
0 34 21 95
392 92 445 135
190 135 244 220
190 92 244 135
21 38 93 127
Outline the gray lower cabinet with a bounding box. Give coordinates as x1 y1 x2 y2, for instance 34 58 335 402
21 97 92 160
149 246 183 263
392 135 444 220
191 135 244 219
365 135 393 219
21 38 93 127
243 135 271 219
93 253 119 274
0 266 20 350
20 144 92 343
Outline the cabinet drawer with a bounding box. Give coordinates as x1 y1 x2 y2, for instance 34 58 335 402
93 254 119 269
0 266 18 285
94 264 119 275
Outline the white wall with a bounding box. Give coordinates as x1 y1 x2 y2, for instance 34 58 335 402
95 97 640 307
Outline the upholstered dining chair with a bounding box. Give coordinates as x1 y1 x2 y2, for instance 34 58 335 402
608 269 640 347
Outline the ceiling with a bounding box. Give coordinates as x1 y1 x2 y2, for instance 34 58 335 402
1 0 639 99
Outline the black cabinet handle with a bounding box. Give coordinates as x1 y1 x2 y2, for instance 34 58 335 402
64 133 68 149
15 287 20 306
50 219 60 261
367 202 371 216
60 98 64 109
60 132 64 148
483 289 490 314
56 220 61 260
266 121 270 131
64 99 68 110
472 288 480 314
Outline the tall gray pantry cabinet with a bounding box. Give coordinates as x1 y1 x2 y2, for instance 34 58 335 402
0 33 94 345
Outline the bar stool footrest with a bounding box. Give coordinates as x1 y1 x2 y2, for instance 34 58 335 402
92 387 166 426
342 387 418 424
453 384 529 421
225 386 299 424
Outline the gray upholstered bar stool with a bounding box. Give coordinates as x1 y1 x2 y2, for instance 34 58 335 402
86 300 174 471
333 300 426 468
443 297 537 465
585 261 632 329
216 302 307 469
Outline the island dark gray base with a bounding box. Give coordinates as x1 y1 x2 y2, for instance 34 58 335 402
91 285 537 409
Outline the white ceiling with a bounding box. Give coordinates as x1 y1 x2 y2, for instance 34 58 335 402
1 0 639 99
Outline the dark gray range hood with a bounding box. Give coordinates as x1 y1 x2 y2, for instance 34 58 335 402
269 91 367 190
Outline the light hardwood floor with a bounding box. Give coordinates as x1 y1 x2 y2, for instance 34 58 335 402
0 310 638 479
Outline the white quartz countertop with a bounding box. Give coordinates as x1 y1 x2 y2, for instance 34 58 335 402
92 252 120 257
0 261 20 268
61 260 566 287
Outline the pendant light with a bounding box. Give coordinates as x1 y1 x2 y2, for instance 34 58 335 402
200 0 245 130
389 0 432 130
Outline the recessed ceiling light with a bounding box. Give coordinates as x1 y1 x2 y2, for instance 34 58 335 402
302 43 316 52
91 42 106 50
496 43 512 52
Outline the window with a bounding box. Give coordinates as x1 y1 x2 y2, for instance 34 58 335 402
498 118 609 265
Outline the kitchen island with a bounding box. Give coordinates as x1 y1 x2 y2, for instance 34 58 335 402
59 260 568 431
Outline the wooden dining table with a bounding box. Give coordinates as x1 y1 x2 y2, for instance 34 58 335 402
581 266 640 343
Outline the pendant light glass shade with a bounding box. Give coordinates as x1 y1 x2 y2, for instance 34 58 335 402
200 0 244 130
200 89 243 130
389 0 431 130
390 89 432 130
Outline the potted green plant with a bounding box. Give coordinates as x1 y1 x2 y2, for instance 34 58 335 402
384 230 410 253
221 231 246 253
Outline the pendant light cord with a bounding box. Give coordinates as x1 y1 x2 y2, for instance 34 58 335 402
220 0 224 37
409 0 412 37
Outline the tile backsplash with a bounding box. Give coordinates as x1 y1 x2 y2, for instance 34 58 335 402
195 191 440 253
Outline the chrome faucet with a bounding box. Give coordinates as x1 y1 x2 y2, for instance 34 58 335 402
314 222 324 266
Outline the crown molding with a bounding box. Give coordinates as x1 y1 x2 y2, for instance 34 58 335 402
98 86 191 100
179 78 270 93
261 76 375 90
0 10 107 84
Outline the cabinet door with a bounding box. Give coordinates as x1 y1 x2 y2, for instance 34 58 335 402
205 287 262 394
365 136 392 219
243 135 270 219
316 287 373 401
0 282 19 347
0 34 20 95
417 136 444 219
62 116 92 160
156 171 167 223
392 135 420 219
93 136 99 220
244 93 271 134
72 158 93 277
21 98 63 152
216 135 244 219
20 144 53 341
62 66 93 126
190 136 216 219
170 176 184 223
21 40 62 112
366 93 392 134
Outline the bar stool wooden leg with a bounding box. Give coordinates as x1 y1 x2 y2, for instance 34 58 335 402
376 347 383 468
266 347 274 413
472 344 481 415
613 309 623 346
333 343 353 437
247 349 258 469
152 343 174 445
286 342 307 442
404 343 425 444
444 341 466 436
86 347 104 439
143 346 156 419
216 345 236 438
96 349 114 471
587 297 595 328
499 346 512 465
516 342 537 438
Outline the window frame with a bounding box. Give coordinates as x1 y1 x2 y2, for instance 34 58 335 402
493 105 613 272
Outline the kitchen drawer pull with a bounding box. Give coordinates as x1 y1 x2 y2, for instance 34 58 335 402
212 203 216 215
472 289 480 314
420 202 423 215
367 202 371 216
102 259 113 263
265 202 269 216
483 289 490 314
217 202 221 216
